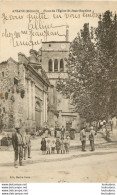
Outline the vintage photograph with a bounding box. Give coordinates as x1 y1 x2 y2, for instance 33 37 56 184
0 1 117 182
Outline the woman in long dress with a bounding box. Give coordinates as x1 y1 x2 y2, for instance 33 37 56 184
41 138 46 155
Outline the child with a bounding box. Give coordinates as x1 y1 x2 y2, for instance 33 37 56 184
64 136 70 154
56 137 61 154
46 138 51 154
41 138 46 155
61 138 65 154
51 139 56 154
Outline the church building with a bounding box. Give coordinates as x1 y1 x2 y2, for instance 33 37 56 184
0 27 80 132
38 28 80 130
0 53 49 132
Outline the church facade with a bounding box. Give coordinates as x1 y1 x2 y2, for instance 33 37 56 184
0 53 49 132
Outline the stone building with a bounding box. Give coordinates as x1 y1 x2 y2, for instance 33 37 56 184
38 40 80 130
0 28 80 132
0 53 50 132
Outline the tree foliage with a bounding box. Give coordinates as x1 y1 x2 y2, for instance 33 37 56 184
56 11 117 122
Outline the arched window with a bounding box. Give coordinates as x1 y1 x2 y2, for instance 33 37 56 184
60 59 64 72
54 59 58 72
48 59 52 72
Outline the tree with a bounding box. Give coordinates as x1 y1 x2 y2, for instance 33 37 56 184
94 11 117 120
56 10 117 122
57 23 97 122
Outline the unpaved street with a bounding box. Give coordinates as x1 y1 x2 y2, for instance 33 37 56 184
0 150 117 183
0 133 117 183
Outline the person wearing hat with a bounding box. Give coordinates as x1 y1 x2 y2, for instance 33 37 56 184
12 126 24 168
23 129 32 160
61 126 65 139
89 126 96 151
80 127 86 151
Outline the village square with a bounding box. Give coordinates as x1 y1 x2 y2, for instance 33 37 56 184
0 9 117 182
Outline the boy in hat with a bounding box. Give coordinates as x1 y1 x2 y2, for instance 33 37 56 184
12 126 24 168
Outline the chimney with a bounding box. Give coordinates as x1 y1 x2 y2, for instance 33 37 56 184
66 25 69 42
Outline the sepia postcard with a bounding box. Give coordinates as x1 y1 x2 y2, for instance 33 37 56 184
0 1 117 183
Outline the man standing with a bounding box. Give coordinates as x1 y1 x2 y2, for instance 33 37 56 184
109 119 113 131
80 127 86 151
89 126 96 151
12 126 24 168
24 129 31 160
61 126 65 139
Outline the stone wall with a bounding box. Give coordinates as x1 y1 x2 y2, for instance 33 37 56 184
42 42 70 51
0 59 25 131
0 57 49 133
41 42 70 72
39 41 80 129
42 51 69 72
47 85 58 127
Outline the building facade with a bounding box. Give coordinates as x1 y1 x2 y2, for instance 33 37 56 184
0 33 80 132
0 53 49 132
38 41 80 130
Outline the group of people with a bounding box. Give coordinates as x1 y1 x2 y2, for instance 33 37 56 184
12 125 68 168
11 124 96 168
41 136 70 155
80 126 96 152
36 125 66 138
